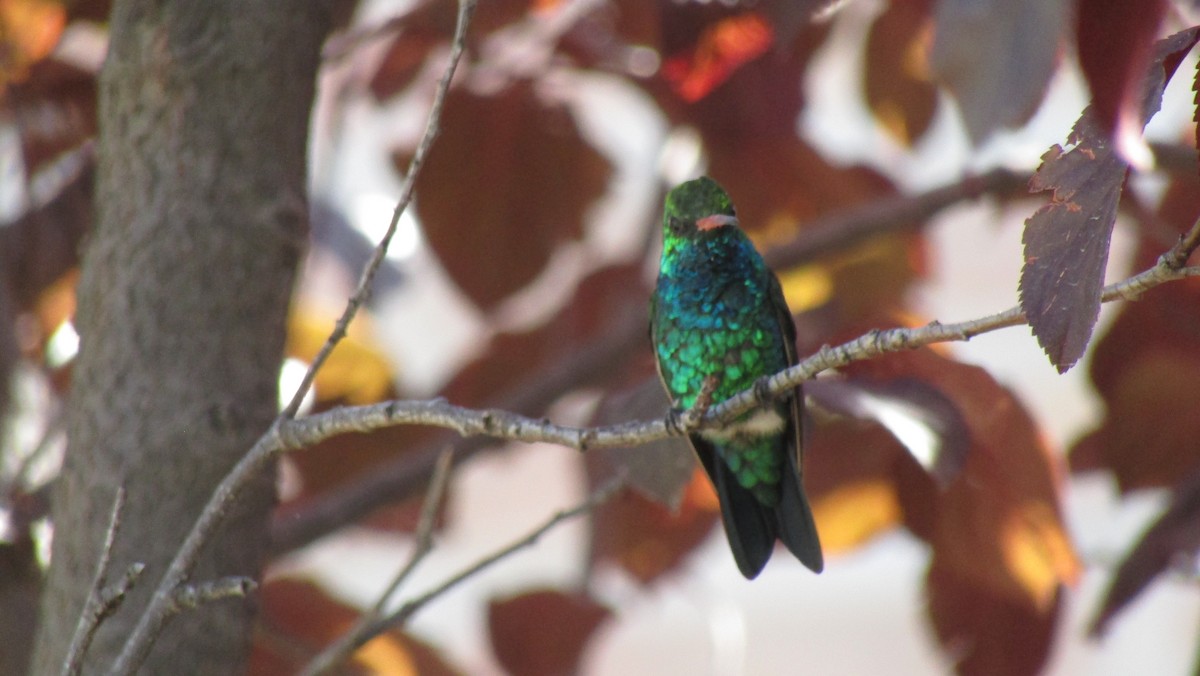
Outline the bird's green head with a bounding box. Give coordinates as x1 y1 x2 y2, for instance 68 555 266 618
662 176 738 243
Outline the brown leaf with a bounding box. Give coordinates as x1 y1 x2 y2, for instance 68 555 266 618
863 0 937 145
588 467 720 584
251 578 462 676
1075 0 1167 139
406 80 611 309
1019 27 1200 372
1089 469 1200 637
806 376 970 488
487 588 611 676
805 420 910 553
1019 131 1127 373
929 0 1067 143
369 29 443 101
927 564 1062 676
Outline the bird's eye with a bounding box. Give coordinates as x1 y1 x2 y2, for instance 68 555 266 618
668 217 685 234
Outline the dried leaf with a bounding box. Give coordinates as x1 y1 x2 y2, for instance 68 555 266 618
407 81 611 309
591 379 696 510
1089 469 1200 637
487 589 611 676
929 0 1068 143
1020 28 1200 372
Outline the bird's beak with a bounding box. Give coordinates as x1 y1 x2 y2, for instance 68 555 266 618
695 214 739 231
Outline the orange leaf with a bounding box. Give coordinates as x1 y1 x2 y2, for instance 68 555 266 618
0 0 65 82
287 304 396 407
661 12 774 102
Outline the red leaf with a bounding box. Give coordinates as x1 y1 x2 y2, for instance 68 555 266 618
1075 0 1167 138
407 81 611 309
927 565 1062 676
487 589 611 676
1019 27 1200 372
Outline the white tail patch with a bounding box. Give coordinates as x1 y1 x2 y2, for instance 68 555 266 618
701 408 787 443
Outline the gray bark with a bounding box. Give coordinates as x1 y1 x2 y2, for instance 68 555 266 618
33 2 330 673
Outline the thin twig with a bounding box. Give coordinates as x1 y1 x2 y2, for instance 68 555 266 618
1159 215 1200 269
63 487 130 676
281 0 477 421
350 475 627 651
300 449 454 676
105 3 479 674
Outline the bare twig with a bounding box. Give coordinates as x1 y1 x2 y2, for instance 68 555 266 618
281 0 477 421
350 475 627 651
63 488 133 676
105 3 479 674
1159 215 1200 270
299 450 454 676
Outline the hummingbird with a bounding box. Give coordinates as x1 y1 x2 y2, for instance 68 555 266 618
650 176 823 579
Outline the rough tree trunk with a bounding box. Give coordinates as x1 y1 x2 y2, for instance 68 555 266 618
33 2 330 673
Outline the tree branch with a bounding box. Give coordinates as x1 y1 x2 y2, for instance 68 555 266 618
105 3 478 674
263 262 1200 455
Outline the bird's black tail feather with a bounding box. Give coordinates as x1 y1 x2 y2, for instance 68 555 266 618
775 446 824 573
692 434 823 578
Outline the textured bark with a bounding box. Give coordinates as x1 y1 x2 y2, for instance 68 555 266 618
32 2 329 673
